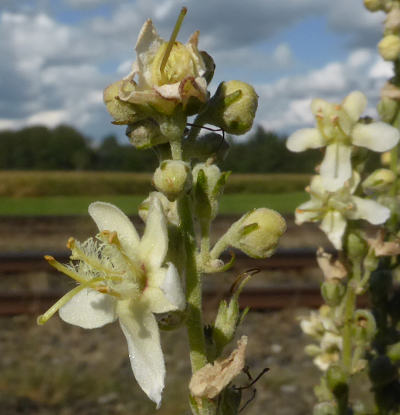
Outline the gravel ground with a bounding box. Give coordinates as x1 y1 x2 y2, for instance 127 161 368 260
0 309 322 415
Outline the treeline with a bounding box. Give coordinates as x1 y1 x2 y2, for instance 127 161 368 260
0 124 320 173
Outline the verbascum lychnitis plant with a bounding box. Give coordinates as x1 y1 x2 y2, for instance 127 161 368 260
37 8 286 415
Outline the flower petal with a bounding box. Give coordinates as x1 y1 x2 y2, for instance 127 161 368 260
320 143 352 191
320 210 347 250
144 265 185 314
117 300 165 408
89 201 140 256
286 128 326 152
295 200 321 224
311 98 334 117
139 196 168 269
352 122 400 152
342 91 367 123
349 196 390 225
161 263 185 310
59 288 117 329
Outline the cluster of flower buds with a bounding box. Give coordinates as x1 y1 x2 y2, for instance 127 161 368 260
364 0 400 61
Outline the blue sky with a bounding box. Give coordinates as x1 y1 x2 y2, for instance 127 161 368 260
0 0 392 141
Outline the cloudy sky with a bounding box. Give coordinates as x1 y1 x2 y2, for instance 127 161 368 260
0 0 393 142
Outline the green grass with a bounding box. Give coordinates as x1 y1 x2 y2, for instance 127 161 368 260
0 192 307 216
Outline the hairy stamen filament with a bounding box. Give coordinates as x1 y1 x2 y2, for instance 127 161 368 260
37 277 104 325
68 237 123 280
45 255 87 284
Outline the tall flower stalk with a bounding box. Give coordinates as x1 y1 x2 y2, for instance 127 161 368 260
37 8 286 415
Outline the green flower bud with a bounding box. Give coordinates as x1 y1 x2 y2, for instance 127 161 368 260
321 280 346 307
226 208 286 258
385 8 400 32
192 162 229 221
387 342 400 363
208 80 258 135
378 34 400 61
363 0 382 11
369 356 398 387
305 344 322 357
362 169 396 194
313 402 338 415
346 232 367 261
353 310 377 343
126 119 170 149
104 81 141 125
153 160 191 201
377 97 399 124
326 365 348 399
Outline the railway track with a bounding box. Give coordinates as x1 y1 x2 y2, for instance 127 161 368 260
1 248 364 316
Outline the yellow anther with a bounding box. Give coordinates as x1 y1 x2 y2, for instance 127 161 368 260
66 237 75 250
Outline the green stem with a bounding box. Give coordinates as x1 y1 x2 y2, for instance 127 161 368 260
170 138 183 160
187 113 208 142
178 194 208 372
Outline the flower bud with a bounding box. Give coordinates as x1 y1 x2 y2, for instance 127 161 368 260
321 280 345 307
126 119 169 149
353 310 377 343
226 208 286 258
387 342 400 363
207 80 258 135
139 192 179 226
104 81 141 125
313 402 338 415
192 162 228 221
364 0 382 11
153 160 191 201
346 232 367 261
362 169 396 194
386 8 400 32
378 34 400 61
377 97 399 124
326 365 348 398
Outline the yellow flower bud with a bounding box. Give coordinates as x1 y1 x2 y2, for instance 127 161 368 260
228 208 286 258
378 34 400 61
362 168 396 193
103 81 141 125
153 160 191 201
385 8 400 32
363 0 382 11
126 119 169 149
208 80 258 135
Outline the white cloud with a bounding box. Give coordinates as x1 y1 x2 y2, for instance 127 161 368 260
273 43 293 67
255 48 388 132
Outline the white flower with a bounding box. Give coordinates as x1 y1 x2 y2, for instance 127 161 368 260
295 173 390 249
38 196 185 407
287 91 399 191
116 19 209 115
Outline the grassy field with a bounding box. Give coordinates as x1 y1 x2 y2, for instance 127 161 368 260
0 192 307 216
0 171 310 196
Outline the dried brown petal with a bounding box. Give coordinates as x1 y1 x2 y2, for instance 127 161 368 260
189 336 247 399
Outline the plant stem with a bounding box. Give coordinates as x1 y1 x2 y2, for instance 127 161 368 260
178 194 208 372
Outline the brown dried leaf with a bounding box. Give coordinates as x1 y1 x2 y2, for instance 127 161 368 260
189 336 247 399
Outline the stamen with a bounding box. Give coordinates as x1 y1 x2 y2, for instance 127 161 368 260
45 255 87 284
160 7 187 74
36 277 103 325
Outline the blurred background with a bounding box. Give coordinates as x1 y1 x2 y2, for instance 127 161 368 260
0 0 388 414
